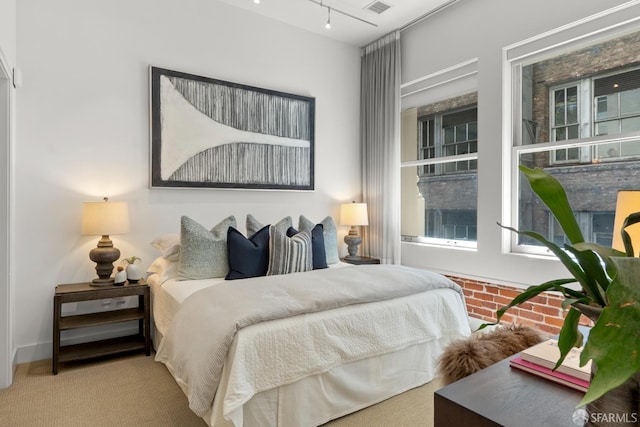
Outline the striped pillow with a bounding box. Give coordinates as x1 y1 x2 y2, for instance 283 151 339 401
267 227 313 276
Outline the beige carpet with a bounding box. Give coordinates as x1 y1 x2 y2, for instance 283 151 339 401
0 353 441 427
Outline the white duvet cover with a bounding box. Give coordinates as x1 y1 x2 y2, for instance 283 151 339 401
149 263 470 427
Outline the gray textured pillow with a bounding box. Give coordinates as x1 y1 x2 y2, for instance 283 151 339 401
299 215 338 264
246 214 292 236
267 227 312 276
178 215 236 280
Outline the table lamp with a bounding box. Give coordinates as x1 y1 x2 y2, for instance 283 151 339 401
82 197 130 286
612 190 640 256
340 201 369 260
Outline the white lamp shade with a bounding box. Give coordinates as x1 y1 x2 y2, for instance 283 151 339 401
612 190 640 253
340 202 369 226
82 199 130 236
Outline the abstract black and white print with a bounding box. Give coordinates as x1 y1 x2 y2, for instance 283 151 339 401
150 67 315 190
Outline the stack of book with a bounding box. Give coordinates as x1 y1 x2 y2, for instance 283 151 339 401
510 338 591 392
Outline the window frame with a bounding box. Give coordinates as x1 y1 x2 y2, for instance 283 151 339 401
505 10 640 256
401 101 479 249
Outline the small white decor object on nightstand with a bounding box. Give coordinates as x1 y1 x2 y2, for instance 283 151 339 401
114 266 127 286
122 256 142 283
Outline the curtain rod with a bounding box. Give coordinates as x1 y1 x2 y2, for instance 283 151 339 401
362 0 461 49
399 0 460 33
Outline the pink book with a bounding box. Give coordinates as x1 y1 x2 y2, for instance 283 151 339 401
510 356 590 393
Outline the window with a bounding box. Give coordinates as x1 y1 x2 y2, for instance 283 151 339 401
550 84 581 163
401 93 478 247
419 107 478 175
513 29 640 253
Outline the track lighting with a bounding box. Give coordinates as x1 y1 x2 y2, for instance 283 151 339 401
309 0 377 28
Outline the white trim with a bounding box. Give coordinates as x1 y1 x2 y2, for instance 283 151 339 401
502 51 516 255
514 131 640 154
0 47 13 389
401 71 477 100
400 152 477 167
401 58 478 90
400 59 478 110
505 1 640 63
401 237 477 250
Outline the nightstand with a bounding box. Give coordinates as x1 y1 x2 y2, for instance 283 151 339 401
52 280 150 375
340 256 381 265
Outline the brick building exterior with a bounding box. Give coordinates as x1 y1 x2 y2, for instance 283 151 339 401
416 92 478 238
521 31 640 245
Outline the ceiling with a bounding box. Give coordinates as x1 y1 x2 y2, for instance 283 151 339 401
217 0 456 47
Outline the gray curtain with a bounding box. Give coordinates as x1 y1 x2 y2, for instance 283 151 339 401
360 31 401 264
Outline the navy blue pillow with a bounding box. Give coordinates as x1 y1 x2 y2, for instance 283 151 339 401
287 224 328 270
226 225 270 280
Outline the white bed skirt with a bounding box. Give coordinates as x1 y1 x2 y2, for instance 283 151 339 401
154 321 448 427
209 337 447 427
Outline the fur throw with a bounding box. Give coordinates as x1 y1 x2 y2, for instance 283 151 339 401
438 324 546 385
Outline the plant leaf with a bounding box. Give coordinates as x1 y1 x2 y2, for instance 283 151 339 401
621 212 640 257
498 224 598 300
564 246 608 306
519 166 584 245
554 307 583 370
573 242 624 281
561 298 581 310
552 285 587 300
491 279 575 323
579 257 640 406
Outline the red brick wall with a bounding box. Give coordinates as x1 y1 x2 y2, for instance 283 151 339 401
447 275 594 335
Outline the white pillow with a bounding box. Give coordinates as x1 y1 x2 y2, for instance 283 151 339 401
151 234 180 261
147 256 179 285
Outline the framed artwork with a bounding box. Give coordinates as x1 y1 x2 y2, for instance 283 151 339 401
150 67 315 190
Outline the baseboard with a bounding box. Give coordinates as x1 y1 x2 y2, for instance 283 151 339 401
11 346 17 378
15 323 140 364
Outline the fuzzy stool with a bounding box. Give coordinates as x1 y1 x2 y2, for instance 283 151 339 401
438 324 546 385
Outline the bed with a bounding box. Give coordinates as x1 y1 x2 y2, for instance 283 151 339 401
147 215 471 427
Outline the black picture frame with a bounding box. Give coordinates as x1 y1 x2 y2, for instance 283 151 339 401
150 67 315 190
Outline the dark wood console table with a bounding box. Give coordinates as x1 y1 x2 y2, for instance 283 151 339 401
434 355 584 426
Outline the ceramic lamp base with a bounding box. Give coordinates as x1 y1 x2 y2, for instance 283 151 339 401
89 235 120 286
344 233 362 258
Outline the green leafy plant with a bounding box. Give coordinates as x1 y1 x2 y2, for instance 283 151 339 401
483 165 640 406
121 256 141 265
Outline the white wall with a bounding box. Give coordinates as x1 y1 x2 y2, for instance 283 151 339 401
15 0 360 362
400 0 633 287
0 0 16 67
0 0 16 389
